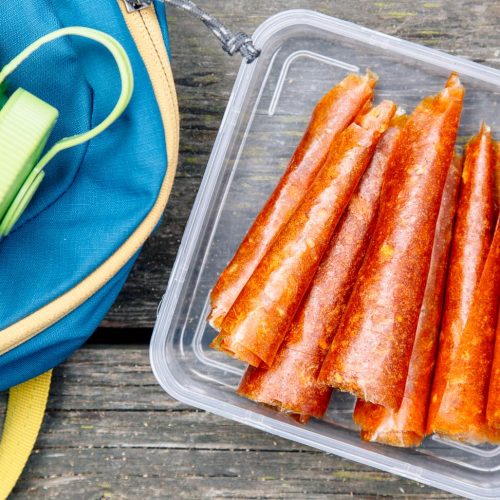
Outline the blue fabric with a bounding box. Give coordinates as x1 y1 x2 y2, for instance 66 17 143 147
0 256 137 391
0 2 170 386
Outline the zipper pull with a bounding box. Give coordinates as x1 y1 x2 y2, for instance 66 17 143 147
123 0 152 11
123 0 260 64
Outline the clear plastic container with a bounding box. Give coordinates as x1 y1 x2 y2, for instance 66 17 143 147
151 10 500 498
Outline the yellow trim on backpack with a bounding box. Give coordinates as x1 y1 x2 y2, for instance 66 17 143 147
0 3 179 355
0 370 52 499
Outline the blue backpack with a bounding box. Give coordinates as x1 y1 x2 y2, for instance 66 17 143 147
0 1 258 494
0 2 178 495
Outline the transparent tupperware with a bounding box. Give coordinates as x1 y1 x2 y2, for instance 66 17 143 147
151 10 500 498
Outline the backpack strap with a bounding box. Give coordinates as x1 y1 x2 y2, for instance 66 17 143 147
0 371 52 499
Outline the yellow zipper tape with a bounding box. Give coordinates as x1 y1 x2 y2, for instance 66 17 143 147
0 2 179 355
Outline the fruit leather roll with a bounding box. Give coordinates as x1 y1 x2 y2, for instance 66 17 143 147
318 73 464 409
487 305 500 429
427 125 497 444
237 114 406 420
212 100 397 367
208 72 377 330
353 154 462 446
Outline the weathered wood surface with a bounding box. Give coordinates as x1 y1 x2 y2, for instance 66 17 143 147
8 347 456 498
104 0 500 329
4 1 500 498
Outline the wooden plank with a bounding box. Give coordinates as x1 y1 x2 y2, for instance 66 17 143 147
14 449 454 499
103 0 500 328
5 347 456 498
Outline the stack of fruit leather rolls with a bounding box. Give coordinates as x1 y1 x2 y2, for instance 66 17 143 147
318 73 464 410
209 72 377 331
427 124 498 444
237 113 407 421
213 100 396 367
427 123 499 443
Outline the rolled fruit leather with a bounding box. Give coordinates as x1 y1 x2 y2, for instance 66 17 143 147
318 73 464 410
353 154 463 447
487 305 500 429
212 100 397 368
237 113 407 421
208 72 377 330
427 124 498 444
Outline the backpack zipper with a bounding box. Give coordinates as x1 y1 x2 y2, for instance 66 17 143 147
123 0 152 12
